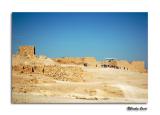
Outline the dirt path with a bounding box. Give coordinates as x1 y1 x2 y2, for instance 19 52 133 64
12 67 147 103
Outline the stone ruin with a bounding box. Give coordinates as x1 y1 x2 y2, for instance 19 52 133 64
12 45 147 73
18 46 35 58
54 57 147 73
12 46 85 82
53 57 97 67
12 64 84 82
101 60 147 73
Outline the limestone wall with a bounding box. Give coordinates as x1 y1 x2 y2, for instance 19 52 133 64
12 65 24 73
12 65 84 82
54 57 97 67
13 45 147 73
18 46 35 58
116 60 131 70
130 61 147 73
54 57 83 64
102 60 146 73
102 60 118 67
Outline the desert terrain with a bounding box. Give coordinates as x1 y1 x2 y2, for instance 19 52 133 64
12 46 147 103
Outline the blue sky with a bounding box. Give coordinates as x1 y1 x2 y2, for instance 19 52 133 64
12 12 148 67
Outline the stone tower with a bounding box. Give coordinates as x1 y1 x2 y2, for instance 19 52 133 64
18 46 35 58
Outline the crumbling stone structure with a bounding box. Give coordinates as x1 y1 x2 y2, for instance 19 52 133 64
130 61 146 73
12 64 84 82
13 45 147 73
22 65 33 74
18 46 35 58
12 65 24 73
54 57 97 67
102 60 147 73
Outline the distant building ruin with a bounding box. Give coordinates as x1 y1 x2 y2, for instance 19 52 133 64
14 45 147 73
18 46 35 58
53 57 97 66
101 58 147 73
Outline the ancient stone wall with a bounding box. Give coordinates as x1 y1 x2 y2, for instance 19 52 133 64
54 57 97 67
117 60 146 72
54 58 83 64
130 61 147 73
102 60 118 68
43 65 60 76
18 46 35 58
102 60 146 73
12 65 24 73
13 45 147 73
22 65 33 74
12 64 84 82
116 60 131 70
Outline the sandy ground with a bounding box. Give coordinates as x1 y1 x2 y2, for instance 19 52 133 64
12 66 147 103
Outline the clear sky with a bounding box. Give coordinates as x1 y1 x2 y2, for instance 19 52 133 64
12 12 148 67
